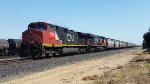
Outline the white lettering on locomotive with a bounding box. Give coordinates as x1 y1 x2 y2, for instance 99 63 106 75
67 34 74 41
55 31 60 40
95 39 98 43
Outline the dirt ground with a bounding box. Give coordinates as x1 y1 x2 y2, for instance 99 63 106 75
3 49 141 84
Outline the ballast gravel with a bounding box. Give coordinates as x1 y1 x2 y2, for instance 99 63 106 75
0 48 135 82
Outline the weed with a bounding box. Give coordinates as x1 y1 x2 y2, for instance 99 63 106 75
95 52 150 84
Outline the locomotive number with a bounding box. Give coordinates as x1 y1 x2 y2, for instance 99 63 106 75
67 34 74 41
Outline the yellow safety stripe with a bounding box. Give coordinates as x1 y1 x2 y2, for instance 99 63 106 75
42 44 104 47
42 44 87 47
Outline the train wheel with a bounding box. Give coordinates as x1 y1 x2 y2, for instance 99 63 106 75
78 48 84 54
59 52 63 55
59 48 63 55
82 48 85 53
78 48 81 54
31 43 42 60
45 53 49 57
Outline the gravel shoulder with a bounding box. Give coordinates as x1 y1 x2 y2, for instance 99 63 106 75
2 48 140 84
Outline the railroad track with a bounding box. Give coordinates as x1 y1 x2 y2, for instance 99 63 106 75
0 57 31 65
0 48 137 83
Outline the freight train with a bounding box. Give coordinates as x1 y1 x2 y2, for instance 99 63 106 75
0 39 21 55
19 22 136 59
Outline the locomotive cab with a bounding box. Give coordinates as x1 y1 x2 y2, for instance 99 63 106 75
20 22 61 59
28 22 47 30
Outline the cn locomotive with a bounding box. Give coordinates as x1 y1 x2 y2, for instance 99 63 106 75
19 22 135 59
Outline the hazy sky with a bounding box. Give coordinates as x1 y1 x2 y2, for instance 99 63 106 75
0 0 149 45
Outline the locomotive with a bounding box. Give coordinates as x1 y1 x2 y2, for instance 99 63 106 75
143 31 150 49
0 39 21 55
19 22 135 59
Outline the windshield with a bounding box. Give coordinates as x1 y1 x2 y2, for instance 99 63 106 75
28 23 47 31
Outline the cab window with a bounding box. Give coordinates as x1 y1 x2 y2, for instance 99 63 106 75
37 23 46 30
28 23 46 31
47 25 52 30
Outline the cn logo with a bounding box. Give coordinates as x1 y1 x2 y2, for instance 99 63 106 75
49 32 55 38
67 34 74 41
